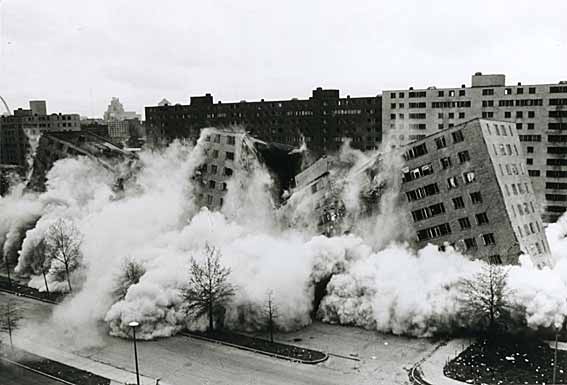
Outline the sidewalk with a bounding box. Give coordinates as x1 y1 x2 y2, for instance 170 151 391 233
0 333 170 385
415 339 472 385
546 340 567 351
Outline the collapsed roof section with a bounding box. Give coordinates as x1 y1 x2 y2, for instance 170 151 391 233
280 152 386 236
26 131 139 192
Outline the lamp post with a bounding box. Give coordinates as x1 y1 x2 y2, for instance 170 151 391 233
128 321 141 385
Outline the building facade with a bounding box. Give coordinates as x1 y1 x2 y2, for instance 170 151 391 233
0 101 80 168
193 128 301 211
383 73 567 223
145 88 382 156
400 118 551 268
26 130 138 192
104 97 141 121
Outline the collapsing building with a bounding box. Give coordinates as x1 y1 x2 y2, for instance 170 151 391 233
26 131 139 192
281 153 386 236
286 118 553 268
401 118 552 268
192 128 302 211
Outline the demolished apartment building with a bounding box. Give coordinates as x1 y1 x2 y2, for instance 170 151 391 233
192 128 302 211
281 152 386 236
26 131 139 192
288 118 553 268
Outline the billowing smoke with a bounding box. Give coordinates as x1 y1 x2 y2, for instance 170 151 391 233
2 128 567 345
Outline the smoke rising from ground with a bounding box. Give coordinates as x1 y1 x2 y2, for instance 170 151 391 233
1 129 567 344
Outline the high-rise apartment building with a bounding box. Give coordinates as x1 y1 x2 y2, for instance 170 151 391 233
400 118 552 267
193 128 301 211
145 88 382 156
383 73 567 223
0 101 80 169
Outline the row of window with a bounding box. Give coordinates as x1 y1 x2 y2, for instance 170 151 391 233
547 182 567 189
403 142 428 160
205 180 228 191
417 221 496 246
206 149 235 161
492 143 520 156
452 192 483 208
497 162 526 177
510 200 536 218
548 147 567 154
458 212 489 230
439 151 470 168
519 135 541 142
405 183 440 201
205 134 236 146
504 182 531 197
550 99 567 106
391 90 467 98
547 193 567 201
517 221 542 239
411 202 445 222
431 101 472 109
202 194 224 208
202 164 234 177
447 172 476 189
494 98 544 107
546 205 567 213
390 112 466 120
402 163 433 183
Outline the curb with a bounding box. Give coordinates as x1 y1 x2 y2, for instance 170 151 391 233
409 363 432 385
180 331 329 365
408 340 449 385
0 286 59 305
0 354 77 385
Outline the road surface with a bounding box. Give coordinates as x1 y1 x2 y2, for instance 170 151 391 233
0 291 436 384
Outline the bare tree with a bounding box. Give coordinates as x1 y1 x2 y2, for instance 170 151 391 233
113 257 146 301
264 290 278 343
29 238 51 295
458 263 516 336
183 245 235 333
45 218 82 293
0 299 22 350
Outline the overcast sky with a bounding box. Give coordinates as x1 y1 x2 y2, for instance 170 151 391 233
0 0 565 118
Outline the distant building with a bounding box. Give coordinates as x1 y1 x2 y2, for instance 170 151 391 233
0 101 80 169
80 118 109 138
193 128 301 211
157 98 171 107
27 130 138 192
145 88 382 156
107 119 144 143
383 73 567 223
103 97 141 121
400 118 552 267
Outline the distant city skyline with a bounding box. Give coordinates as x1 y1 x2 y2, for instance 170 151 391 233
0 0 565 118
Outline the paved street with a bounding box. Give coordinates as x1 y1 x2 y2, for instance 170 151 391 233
0 359 64 385
1 291 436 384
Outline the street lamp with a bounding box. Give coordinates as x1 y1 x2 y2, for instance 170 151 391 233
129 321 141 385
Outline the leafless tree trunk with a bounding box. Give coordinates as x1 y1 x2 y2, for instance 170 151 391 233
1 300 22 350
264 290 278 343
45 218 82 293
183 245 235 333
